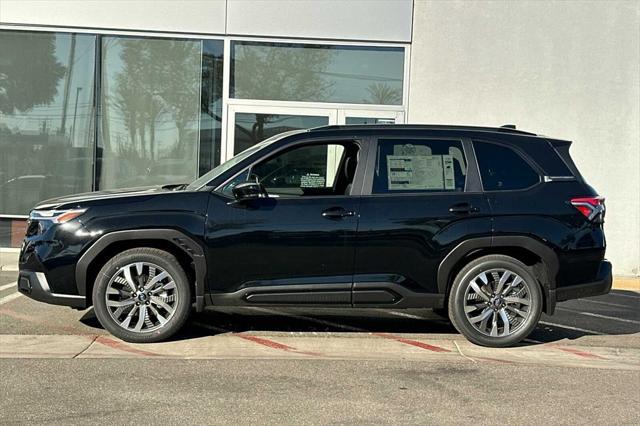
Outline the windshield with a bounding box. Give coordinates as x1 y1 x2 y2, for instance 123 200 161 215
186 131 302 190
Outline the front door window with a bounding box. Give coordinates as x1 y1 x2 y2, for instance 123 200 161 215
221 141 358 198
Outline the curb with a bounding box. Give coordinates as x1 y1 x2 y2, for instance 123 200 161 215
0 266 18 272
612 277 640 292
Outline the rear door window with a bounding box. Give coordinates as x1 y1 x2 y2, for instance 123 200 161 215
473 141 540 191
372 139 467 194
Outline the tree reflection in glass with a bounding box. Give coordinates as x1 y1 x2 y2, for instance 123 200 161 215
100 37 202 189
231 42 404 105
0 31 95 215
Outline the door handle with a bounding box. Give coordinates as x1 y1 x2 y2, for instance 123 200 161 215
322 207 356 219
448 203 480 214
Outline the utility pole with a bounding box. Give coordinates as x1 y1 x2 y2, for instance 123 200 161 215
71 87 82 146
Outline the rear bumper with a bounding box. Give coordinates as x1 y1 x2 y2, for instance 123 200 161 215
17 270 87 309
555 260 613 302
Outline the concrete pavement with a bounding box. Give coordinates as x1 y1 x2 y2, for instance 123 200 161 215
2 358 638 425
1 269 639 424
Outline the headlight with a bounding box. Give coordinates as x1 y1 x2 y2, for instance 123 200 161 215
30 208 88 224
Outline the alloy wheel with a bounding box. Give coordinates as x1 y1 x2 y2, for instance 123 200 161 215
105 262 179 333
463 268 532 337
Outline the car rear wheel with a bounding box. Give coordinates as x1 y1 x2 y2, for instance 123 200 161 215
93 248 191 343
448 255 542 347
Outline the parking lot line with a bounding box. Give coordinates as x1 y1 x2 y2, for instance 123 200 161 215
0 282 16 292
607 292 640 300
248 307 453 352
538 321 605 335
579 298 635 309
246 307 365 332
556 307 640 325
0 292 21 306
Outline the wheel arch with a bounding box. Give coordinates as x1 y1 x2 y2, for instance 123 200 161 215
437 236 559 314
76 229 206 312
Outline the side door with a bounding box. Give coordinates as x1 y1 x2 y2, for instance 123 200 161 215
205 138 367 305
352 135 492 307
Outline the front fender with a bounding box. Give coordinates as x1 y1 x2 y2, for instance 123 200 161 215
75 229 207 311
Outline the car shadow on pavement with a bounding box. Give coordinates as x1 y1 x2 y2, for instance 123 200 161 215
78 289 639 345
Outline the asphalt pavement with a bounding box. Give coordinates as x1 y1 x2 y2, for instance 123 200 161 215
1 270 639 424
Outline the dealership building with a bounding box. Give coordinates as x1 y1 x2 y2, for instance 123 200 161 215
0 0 638 277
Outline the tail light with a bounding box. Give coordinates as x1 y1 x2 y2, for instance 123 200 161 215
570 196 605 221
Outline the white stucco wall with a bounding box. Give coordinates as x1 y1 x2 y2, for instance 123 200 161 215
409 0 640 276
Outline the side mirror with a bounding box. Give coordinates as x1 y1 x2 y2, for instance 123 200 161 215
231 181 268 203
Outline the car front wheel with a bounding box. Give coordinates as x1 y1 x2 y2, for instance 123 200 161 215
93 248 192 343
448 254 542 347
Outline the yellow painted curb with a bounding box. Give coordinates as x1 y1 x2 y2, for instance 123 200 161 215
612 276 640 292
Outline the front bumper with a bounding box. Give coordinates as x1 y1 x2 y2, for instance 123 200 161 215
18 270 87 309
555 260 613 302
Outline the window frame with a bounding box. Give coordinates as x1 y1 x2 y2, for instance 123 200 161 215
361 135 481 197
471 139 544 193
213 135 371 200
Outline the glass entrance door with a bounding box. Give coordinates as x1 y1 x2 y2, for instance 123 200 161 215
225 105 337 161
225 105 405 162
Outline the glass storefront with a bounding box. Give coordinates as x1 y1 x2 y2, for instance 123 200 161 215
0 28 405 222
99 36 204 189
0 30 223 215
0 31 96 215
231 42 405 105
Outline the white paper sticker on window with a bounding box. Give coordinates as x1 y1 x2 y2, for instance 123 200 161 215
443 155 455 189
393 144 432 156
300 173 325 188
387 154 455 191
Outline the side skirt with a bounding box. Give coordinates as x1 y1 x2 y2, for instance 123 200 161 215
206 281 445 309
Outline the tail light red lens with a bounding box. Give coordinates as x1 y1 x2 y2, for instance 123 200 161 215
570 197 605 221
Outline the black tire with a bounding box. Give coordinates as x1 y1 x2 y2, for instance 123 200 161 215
447 254 542 347
93 248 192 343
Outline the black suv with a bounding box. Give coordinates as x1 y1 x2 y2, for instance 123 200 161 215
17 125 611 347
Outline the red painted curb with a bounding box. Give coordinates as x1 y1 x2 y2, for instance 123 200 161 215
374 333 451 352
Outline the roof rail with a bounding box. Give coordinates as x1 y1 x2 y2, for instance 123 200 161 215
310 124 537 136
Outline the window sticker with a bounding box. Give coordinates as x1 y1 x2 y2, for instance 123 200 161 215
386 154 456 190
393 144 432 156
443 155 455 189
300 173 325 188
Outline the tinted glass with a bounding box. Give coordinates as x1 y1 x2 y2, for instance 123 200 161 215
373 139 467 194
231 42 404 105
98 36 223 189
474 141 540 190
233 113 328 154
238 143 353 197
198 40 224 175
0 31 95 215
